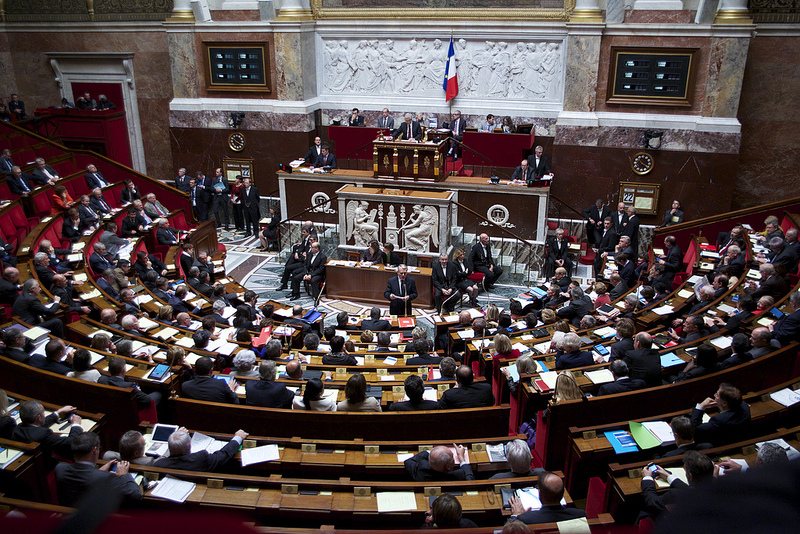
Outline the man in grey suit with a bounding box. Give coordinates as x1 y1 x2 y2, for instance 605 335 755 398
55 432 142 507
378 108 394 129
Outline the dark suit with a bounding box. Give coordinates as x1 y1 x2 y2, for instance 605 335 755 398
181 376 239 404
168 295 197 315
518 505 586 525
622 215 640 254
35 264 55 290
85 171 110 190
179 252 194 278
691 401 751 446
321 351 357 366
378 116 395 130
3 345 31 363
661 208 684 227
12 292 63 336
8 173 35 195
773 309 800 345
582 204 611 245
98 375 161 408
556 295 593 328
598 377 646 396
31 165 59 185
346 114 365 127
120 186 141 204
769 246 798 274
154 437 241 472
716 232 745 254
526 154 552 177
748 274 788 300
555 349 593 370
120 215 146 238
641 477 690 521
384 275 417 316
292 251 326 299
188 184 207 222
725 254 747 279
388 399 439 411
595 228 618 273
392 121 422 140
55 461 142 506
545 236 572 278
313 152 337 169
90 195 113 215
432 261 460 313
608 281 629 302
156 226 180 246
612 211 628 234
406 353 443 366
28 354 71 375
404 450 475 481
51 284 84 313
361 318 390 331
245 379 294 408
469 241 503 288
624 348 662 387
12 413 82 464
0 278 20 305
618 259 636 288
510 165 534 183
609 336 635 361
447 116 466 157
77 204 101 228
241 185 260 236
89 252 113 274
175 174 191 192
662 245 682 284
303 145 322 164
438 382 494 409
62 220 83 243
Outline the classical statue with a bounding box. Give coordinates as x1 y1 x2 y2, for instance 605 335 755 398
346 200 380 247
400 204 438 252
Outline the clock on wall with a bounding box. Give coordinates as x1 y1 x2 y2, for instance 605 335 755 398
631 152 654 175
228 132 246 152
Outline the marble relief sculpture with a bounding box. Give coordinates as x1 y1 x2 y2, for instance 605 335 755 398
346 200 379 247
344 200 439 253
400 205 438 253
321 37 564 101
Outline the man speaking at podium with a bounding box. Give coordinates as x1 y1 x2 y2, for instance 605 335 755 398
392 113 422 141
385 264 417 316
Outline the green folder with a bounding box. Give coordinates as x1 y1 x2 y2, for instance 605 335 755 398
629 421 661 449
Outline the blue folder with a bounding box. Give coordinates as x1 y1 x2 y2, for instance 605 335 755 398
604 430 639 454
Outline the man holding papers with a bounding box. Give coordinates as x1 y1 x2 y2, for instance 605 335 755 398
508 472 586 525
404 443 475 481
154 428 248 472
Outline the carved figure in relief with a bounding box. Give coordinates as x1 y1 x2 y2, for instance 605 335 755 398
353 40 374 93
379 40 401 92
508 43 528 98
397 39 420 93
543 43 562 100
323 41 338 87
455 39 473 93
347 200 380 247
329 40 355 93
400 205 438 252
487 41 511 97
524 43 547 99
420 39 445 91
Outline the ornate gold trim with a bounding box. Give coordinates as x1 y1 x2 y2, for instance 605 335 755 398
570 9 603 23
275 7 314 21
310 0 576 21
166 9 195 23
713 9 754 25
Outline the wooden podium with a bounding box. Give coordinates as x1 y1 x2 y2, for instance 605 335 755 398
373 137 447 182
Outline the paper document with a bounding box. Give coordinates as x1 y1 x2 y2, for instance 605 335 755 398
0 447 24 468
397 453 413 463
539 371 559 390
642 421 675 444
190 432 228 454
651 305 674 315
717 458 748 475
584 369 614 385
557 517 591 534
717 304 737 314
710 336 733 349
150 476 196 503
376 492 418 512
457 329 475 340
241 444 280 467
155 327 179 340
677 289 694 298
380 375 396 381
487 444 507 463
655 467 688 488
593 326 616 338
770 388 800 407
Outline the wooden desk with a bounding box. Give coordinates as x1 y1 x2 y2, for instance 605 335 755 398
325 262 433 308
373 138 447 181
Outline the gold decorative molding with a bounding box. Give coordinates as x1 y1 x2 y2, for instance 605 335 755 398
310 0 576 21
570 8 603 23
166 10 195 22
713 9 754 24
275 7 314 21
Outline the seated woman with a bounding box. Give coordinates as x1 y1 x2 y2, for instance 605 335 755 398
494 333 521 361
336 373 381 412
502 353 538 394
360 240 383 265
166 345 195 380
66 349 102 383
90 333 116 354
117 339 153 363
293 377 336 411
593 282 611 310
51 185 75 215
425 493 478 528
672 343 720 383
229 350 259 378
484 303 500 328
156 305 174 325
259 206 280 252
501 116 516 133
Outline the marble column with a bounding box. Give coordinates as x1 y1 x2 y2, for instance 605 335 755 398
714 0 753 24
570 0 603 23
273 24 317 102
167 29 201 100
168 0 196 22
703 35 752 118
563 26 603 113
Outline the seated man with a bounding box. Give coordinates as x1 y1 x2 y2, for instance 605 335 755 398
13 279 64 337
97 268 120 301
438 365 494 409
624 332 662 387
427 356 457 382
321 335 357 366
90 187 114 215
510 159 533 184
120 208 146 238
392 113 422 140
156 217 182 245
554 332 593 370
154 428 248 471
361 307 390 331
556 286 593 328
103 430 154 466
662 416 712 457
99 222 129 259
691 382 751 446
404 443 474 481
640 450 714 521
509 471 586 525
291 241 326 301
168 284 200 315
406 338 443 366
283 304 312 336
2 327 33 363
388 375 439 411
55 432 142 507
597 359 646 395
99 356 163 408
544 228 572 279
12 400 82 466
245 360 295 408
144 193 170 220
89 242 115 274
490 439 545 479
77 195 101 229
346 107 364 127
31 157 59 186
469 233 503 290
181 356 239 404
312 145 337 169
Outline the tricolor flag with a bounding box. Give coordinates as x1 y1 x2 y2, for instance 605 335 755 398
443 36 458 102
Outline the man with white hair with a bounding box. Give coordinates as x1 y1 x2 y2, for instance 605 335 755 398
489 439 545 479
154 427 248 471
12 279 63 336
555 332 593 370
391 112 421 140
31 157 59 186
144 193 169 220
156 218 182 246
245 360 295 408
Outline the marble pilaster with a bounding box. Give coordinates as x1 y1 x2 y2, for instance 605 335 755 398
703 36 751 118
168 30 200 99
563 29 602 113
274 31 305 101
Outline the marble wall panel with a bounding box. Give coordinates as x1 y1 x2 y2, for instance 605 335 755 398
625 9 694 23
563 35 601 113
0 32 18 98
169 110 314 133
555 125 740 154
596 35 711 116
274 32 304 102
703 37 750 119
734 35 800 210
169 32 200 100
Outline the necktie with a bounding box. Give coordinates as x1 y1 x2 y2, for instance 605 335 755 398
87 206 96 217
191 189 196 205
168 230 176 242
156 203 165 216
20 178 29 192
408 124 411 138
400 280 405 297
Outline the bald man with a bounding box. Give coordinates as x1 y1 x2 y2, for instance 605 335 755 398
404 444 475 482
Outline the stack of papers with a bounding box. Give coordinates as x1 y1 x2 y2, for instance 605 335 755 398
190 432 228 454
538 371 559 390
593 326 616 339
457 329 475 340
241 444 280 467
629 421 674 449
487 444 507 462
375 492 417 512
770 388 800 407
604 430 638 454
584 369 614 385
150 476 196 503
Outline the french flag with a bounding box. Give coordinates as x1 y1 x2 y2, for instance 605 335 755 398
443 36 458 102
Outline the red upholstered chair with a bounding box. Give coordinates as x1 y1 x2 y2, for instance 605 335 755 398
584 477 607 519
638 517 655 534
138 399 158 424
9 203 38 231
